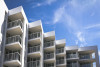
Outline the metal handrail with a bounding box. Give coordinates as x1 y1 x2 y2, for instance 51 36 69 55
44 63 54 67
6 35 21 45
56 59 64 65
80 63 91 67
67 64 77 67
5 52 20 61
67 54 78 58
44 41 54 48
79 54 90 59
56 48 64 54
27 61 40 67
44 53 54 60
7 19 23 28
29 32 40 39
28 45 40 53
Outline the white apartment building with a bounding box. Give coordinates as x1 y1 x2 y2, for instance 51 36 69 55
0 0 99 67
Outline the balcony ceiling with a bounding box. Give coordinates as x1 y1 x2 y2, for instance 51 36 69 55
7 26 23 36
9 12 24 21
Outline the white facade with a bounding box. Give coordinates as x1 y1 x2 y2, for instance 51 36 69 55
0 0 99 67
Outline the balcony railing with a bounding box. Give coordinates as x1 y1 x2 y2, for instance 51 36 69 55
44 53 54 60
44 41 54 48
29 32 40 39
67 54 78 59
56 48 64 54
6 35 21 45
67 64 77 67
5 52 20 61
27 61 40 67
80 63 91 67
28 45 40 53
7 19 23 29
79 54 90 59
56 59 64 65
44 63 54 67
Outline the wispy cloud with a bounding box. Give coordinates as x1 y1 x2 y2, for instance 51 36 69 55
53 6 65 24
31 0 56 8
85 24 100 29
52 0 100 46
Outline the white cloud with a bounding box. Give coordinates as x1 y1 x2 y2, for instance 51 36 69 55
46 0 56 5
52 0 99 46
32 0 56 8
76 32 85 42
53 6 65 24
75 40 78 45
85 24 100 29
29 18 35 22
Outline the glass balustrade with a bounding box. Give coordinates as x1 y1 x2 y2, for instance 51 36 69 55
44 52 54 60
67 63 77 67
7 19 23 29
67 53 78 59
29 32 40 39
79 54 90 59
56 47 64 54
56 59 64 65
6 35 21 45
27 61 40 67
44 63 54 67
44 41 54 48
28 45 40 53
5 52 20 61
80 63 91 67
27 58 40 67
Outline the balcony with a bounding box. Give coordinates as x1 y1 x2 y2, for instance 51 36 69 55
79 54 95 63
80 54 90 59
44 63 54 67
56 39 66 47
44 31 55 41
27 61 40 67
56 48 65 57
4 52 21 66
27 57 40 67
7 19 23 35
28 32 41 45
5 35 22 50
67 62 77 67
56 58 66 66
80 63 91 67
28 45 41 57
44 52 55 63
66 53 79 60
67 64 77 67
44 41 55 51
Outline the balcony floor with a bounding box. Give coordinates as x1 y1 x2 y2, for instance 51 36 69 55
44 46 55 52
4 60 21 66
56 53 66 57
28 37 41 45
7 26 23 35
79 58 96 63
5 42 22 50
28 51 41 57
44 58 55 63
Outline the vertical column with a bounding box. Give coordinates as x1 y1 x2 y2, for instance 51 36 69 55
1 12 8 67
41 31 43 67
95 47 99 67
21 19 26 67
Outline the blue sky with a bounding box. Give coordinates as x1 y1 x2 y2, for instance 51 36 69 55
5 0 100 58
